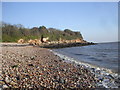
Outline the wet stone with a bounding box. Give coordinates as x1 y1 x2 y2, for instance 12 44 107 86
91 68 95 72
108 74 114 79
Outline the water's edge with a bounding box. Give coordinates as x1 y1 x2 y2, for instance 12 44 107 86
49 49 120 88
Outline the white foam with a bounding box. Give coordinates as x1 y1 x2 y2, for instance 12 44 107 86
49 49 119 88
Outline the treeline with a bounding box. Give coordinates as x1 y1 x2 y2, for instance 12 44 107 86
2 22 83 42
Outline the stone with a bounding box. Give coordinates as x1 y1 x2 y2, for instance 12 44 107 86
5 77 10 83
59 78 65 84
108 74 114 79
3 84 8 88
28 64 34 66
16 76 20 80
0 81 5 85
30 56 35 60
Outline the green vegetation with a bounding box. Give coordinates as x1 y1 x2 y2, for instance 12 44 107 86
2 22 83 42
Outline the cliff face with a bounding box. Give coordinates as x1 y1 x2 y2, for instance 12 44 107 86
2 23 83 42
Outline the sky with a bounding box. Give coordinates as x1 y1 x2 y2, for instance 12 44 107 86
2 2 118 43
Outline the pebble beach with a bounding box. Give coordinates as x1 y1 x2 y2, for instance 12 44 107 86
0 43 119 89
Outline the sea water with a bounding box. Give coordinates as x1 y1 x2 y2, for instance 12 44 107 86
53 42 119 73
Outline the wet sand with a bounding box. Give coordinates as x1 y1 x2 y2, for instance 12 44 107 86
0 44 97 89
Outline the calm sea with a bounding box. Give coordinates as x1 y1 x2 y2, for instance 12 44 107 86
53 42 119 73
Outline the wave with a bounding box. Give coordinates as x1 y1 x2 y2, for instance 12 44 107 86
49 49 119 88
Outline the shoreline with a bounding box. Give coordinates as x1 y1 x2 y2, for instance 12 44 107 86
0 43 119 88
50 49 120 88
1 42 96 49
40 42 96 49
52 49 118 73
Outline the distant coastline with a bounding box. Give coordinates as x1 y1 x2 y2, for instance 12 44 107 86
97 41 119 44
